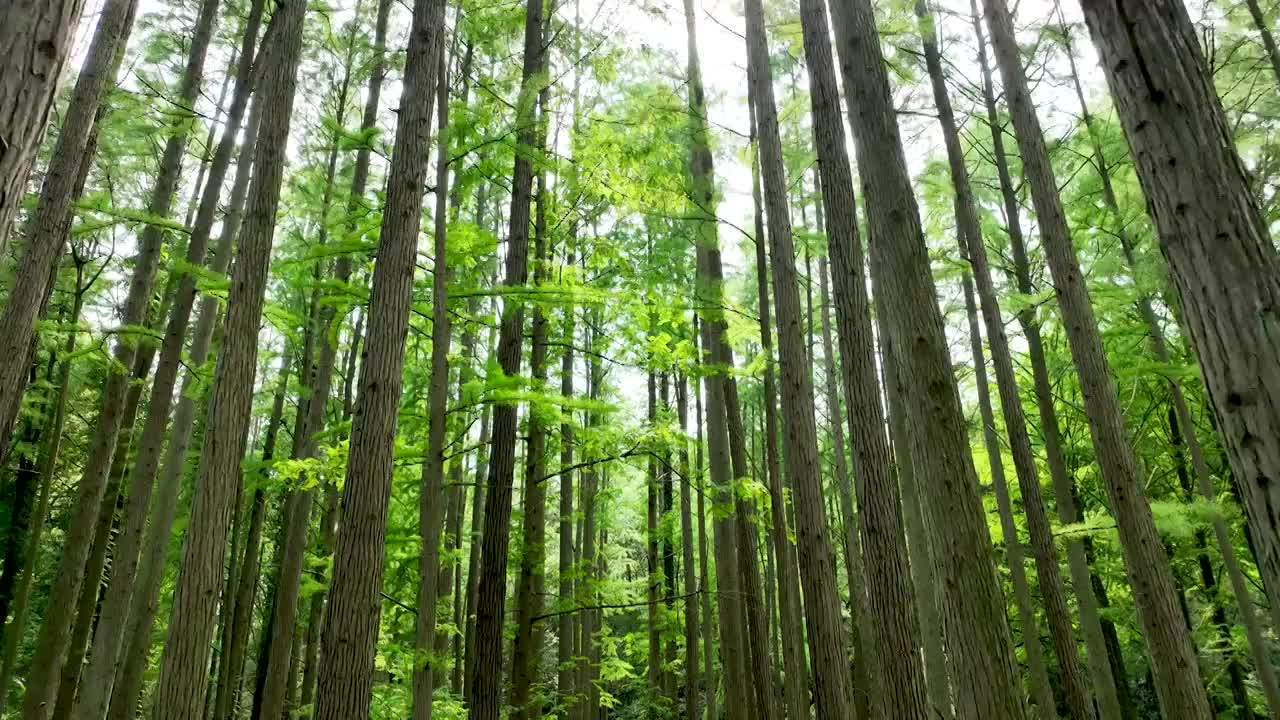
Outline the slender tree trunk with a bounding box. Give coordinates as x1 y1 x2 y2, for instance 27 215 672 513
149 4 304 714
1080 0 1280 668
646 370 662 701
312 0 446 712
916 6 1096 718
74 7 265 713
829 1 1026 718
743 0 855 715
509 74 553 715
0 0 135 464
881 340 951 719
19 2 223 715
0 0 84 256
984 1 1213 715
968 9 1130 715
557 262 579 716
1243 0 1280 90
676 374 701 720
578 317 604 720
412 43 455 720
466 0 545 712
691 336 717 720
462 372 494 705
746 103 809 720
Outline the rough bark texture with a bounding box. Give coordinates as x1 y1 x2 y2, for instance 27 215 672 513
747 100 808 720
797 0 934 715
149 2 304 714
0 0 84 256
0 0 134 465
985 0 1212 716
73 5 264 713
916 6 1095 718
465 0 542 713
829 1 1027 718
19 3 223 716
311 0 446 712
676 376 700 720
743 0 854 714
1080 0 1280 671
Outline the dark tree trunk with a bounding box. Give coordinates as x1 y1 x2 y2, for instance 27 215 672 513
984 0 1213 715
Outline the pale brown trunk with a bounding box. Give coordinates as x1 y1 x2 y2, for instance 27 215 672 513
0 0 134 464
1080 1 1280 692
676 374 701 720
985 0 1213 715
743 0 854 714
73 4 265 712
747 97 808 720
692 339 717 720
917 5 1095 717
830 0 1026 717
149 2 305 713
311 0 446 710
0 0 84 254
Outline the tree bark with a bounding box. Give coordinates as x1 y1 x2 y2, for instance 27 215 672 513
149 3 305 714
1079 0 1280 676
0 0 84 256
743 0 855 714
917 5 1097 718
984 1 1215 716
828 0 1027 718
0 0 135 465
675 374 701 720
1244 0 1280 90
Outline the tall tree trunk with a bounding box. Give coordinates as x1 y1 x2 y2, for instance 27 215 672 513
557 254 579 716
578 315 605 720
692 332 717 720
311 0 446 713
968 7 1130 715
0 0 135 464
676 374 701 720
828 1 1026 718
984 1 1213 715
149 3 305 714
747 102 809 720
646 369 662 700
0 0 84 256
106 104 262 720
509 75 552 714
210 353 291 720
916 5 1096 718
73 4 265 712
743 0 855 715
413 43 455 720
1243 0 1280 90
466 0 545 712
881 339 951 718
1080 0 1280 668
19 1 223 715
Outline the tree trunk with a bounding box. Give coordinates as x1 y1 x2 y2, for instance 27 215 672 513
984 0 1213 715
19 2 223 715
73 4 265 712
0 0 84 256
743 0 855 714
675 374 701 720
413 44 455 720
917 6 1097 718
829 1 1027 718
745 88 810 720
466 0 544 712
1244 0 1280 90
310 0 446 712
149 3 304 714
0 0 135 465
968 8 1129 715
692 336 717 720
1080 0 1280 673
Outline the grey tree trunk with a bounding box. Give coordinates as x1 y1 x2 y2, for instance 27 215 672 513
0 0 84 255
743 0 855 714
1244 0 1280 90
0 0 135 465
984 0 1213 715
311 0 447 713
829 1 1027 718
149 2 305 714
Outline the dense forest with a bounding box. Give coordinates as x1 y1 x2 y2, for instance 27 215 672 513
0 0 1278 717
